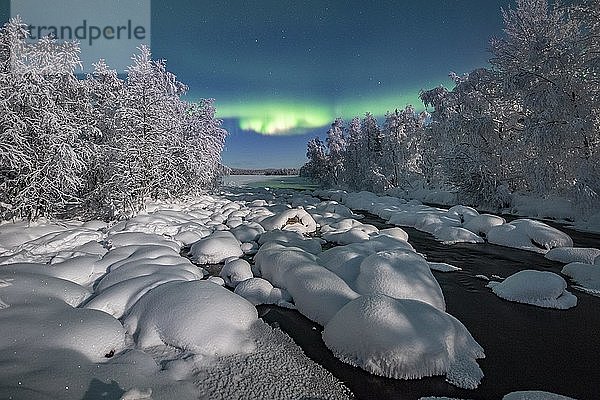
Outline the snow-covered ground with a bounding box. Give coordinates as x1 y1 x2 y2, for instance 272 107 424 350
1 182 597 399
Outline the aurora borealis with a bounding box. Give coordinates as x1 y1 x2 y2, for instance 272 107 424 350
1 0 515 168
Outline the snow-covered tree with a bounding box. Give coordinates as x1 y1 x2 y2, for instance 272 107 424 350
490 0 599 203
0 20 228 220
325 118 346 186
343 117 364 190
381 106 427 189
302 137 328 181
0 17 94 219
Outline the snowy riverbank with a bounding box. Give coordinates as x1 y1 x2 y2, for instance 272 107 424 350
1 184 597 399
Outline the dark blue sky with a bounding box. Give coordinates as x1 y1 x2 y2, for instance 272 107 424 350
2 1 514 168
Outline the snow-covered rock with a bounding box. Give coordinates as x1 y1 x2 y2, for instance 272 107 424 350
254 242 358 325
259 208 317 234
355 249 446 310
462 214 505 237
487 270 577 309
124 280 258 356
487 219 573 253
434 226 485 244
378 227 409 241
0 302 126 362
258 230 322 254
561 262 600 297
545 247 600 265
322 295 485 389
230 222 265 243
234 277 274 305
0 271 91 307
108 232 180 252
84 275 189 318
502 391 577 400
189 231 243 264
220 258 253 288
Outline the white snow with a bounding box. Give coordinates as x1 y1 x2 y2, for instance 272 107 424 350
258 207 317 234
188 230 243 264
0 301 126 362
124 280 258 356
258 229 322 254
0 271 90 308
434 226 485 244
561 262 600 297
220 258 253 287
254 241 359 325
322 295 485 389
487 219 573 253
233 277 274 305
545 247 600 265
487 270 577 309
355 250 446 310
502 390 577 400
462 214 505 237
378 227 409 241
429 262 462 272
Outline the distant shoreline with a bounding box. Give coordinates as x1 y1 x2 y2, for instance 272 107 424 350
227 168 299 176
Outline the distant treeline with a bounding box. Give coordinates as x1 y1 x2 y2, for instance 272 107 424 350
229 168 299 176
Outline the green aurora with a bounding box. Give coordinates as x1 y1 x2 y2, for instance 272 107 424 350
214 89 428 135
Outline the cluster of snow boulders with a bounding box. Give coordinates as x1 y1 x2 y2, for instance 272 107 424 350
0 194 356 399
314 190 575 253
250 196 486 389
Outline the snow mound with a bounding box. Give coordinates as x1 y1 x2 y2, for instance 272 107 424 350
254 242 358 325
462 214 505 237
429 262 462 272
234 277 274 305
0 302 125 362
230 222 265 243
322 227 372 244
545 247 600 265
0 227 104 264
561 262 600 297
259 208 317 234
108 232 180 252
447 205 479 222
502 390 577 400
124 280 258 355
487 270 577 309
356 250 446 310
0 257 98 286
258 229 322 254
318 236 415 286
95 252 202 292
434 226 484 244
378 227 409 241
84 275 188 318
322 295 484 389
0 271 90 307
189 231 243 264
233 277 293 307
220 258 253 287
487 219 573 253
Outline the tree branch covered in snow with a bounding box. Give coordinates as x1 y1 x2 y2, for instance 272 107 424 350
302 0 600 214
0 18 227 220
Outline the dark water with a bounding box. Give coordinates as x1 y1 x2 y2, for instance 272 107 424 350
258 213 600 400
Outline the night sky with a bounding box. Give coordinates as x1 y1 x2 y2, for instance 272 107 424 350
2 1 514 168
